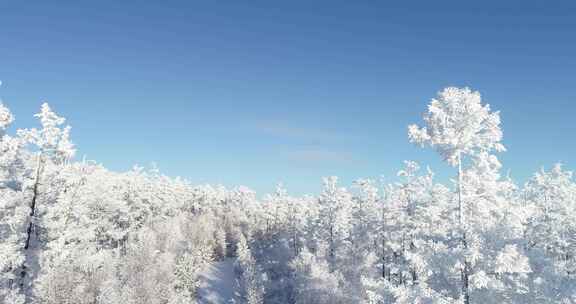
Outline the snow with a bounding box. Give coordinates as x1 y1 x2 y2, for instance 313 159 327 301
197 258 238 304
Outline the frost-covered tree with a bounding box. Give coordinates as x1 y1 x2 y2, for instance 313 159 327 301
261 183 289 238
348 178 380 286
316 176 353 270
521 164 576 302
0 102 28 304
16 103 76 299
524 164 576 258
290 244 348 304
0 190 28 304
409 87 505 226
409 87 511 303
235 232 264 304
0 102 26 187
18 103 75 165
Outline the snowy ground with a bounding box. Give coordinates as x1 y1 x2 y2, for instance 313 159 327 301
197 258 238 304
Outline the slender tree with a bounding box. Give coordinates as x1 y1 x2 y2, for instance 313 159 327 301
17 103 75 297
408 87 505 303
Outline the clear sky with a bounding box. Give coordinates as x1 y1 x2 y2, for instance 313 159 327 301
1 1 575 195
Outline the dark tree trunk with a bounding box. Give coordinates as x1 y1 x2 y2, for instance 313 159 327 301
21 154 43 290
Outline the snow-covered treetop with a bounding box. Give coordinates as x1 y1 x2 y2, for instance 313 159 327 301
353 178 379 203
533 163 573 187
0 102 14 135
320 176 351 204
0 103 23 185
274 182 288 198
525 163 575 205
408 87 505 166
397 160 420 178
36 103 65 128
18 102 76 162
233 185 257 203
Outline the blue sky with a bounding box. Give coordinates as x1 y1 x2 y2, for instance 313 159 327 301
1 1 575 195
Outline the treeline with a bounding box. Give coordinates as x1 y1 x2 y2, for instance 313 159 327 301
1 88 575 304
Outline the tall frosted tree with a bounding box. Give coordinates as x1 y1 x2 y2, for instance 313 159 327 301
317 176 353 271
408 87 505 227
17 103 76 298
408 87 505 304
235 232 264 304
0 102 27 304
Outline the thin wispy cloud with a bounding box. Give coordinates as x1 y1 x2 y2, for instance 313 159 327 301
255 121 354 165
285 148 355 165
255 121 343 143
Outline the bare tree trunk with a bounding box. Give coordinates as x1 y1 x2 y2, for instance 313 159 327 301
329 223 335 268
381 236 388 280
462 231 470 304
457 153 463 227
24 153 43 250
291 212 299 256
20 153 43 294
411 239 418 285
381 199 387 280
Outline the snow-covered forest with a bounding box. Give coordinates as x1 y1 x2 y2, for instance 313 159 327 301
1 87 575 304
